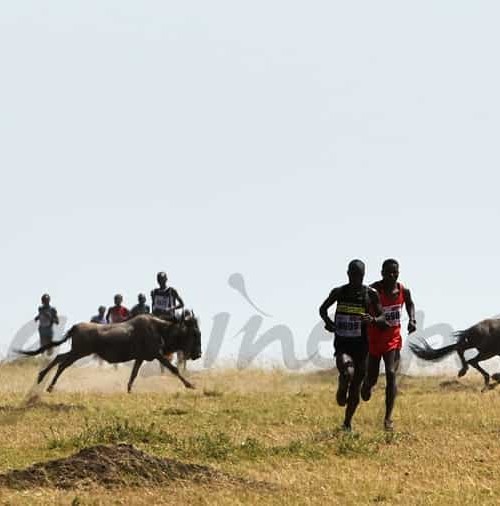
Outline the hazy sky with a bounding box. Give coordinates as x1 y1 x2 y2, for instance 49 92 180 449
1 2 499 365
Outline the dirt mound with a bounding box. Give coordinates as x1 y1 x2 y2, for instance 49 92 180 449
0 444 272 491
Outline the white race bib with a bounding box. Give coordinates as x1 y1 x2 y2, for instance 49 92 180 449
335 314 362 338
383 304 402 327
154 295 170 311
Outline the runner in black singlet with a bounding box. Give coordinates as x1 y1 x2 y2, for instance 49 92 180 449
319 259 386 431
151 272 184 320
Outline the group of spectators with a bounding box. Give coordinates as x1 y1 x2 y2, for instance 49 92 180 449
35 272 184 348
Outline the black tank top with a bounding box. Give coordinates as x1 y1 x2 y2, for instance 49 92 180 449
334 284 370 345
151 287 176 314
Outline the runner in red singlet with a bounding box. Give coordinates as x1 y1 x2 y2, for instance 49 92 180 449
106 294 130 323
361 259 416 431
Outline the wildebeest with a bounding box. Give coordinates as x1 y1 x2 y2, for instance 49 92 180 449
409 317 500 391
17 313 202 393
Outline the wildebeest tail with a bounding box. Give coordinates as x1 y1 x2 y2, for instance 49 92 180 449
16 327 74 356
409 336 460 361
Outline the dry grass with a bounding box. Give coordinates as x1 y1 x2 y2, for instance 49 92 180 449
0 360 500 505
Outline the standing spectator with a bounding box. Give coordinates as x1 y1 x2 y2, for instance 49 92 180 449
35 294 59 356
130 293 150 318
91 306 107 324
91 305 107 366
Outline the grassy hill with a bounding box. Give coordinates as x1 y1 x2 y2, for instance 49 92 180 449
0 360 499 505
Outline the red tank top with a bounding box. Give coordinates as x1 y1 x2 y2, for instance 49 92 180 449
109 306 129 323
369 282 405 355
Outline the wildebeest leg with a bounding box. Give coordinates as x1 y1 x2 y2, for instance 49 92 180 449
38 352 70 384
156 355 194 389
127 359 144 393
456 347 469 377
159 353 176 375
177 351 187 373
467 351 496 391
47 353 83 393
491 360 500 384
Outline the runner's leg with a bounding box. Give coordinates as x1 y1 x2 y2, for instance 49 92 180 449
383 349 400 430
343 353 366 430
335 353 354 407
361 353 381 401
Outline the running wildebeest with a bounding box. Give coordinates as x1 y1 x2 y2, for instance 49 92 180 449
17 313 202 393
409 317 500 391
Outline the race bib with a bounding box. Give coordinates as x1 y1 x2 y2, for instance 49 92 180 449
154 295 170 311
335 314 363 338
383 304 402 327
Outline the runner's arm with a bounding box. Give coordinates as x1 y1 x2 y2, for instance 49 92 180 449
319 288 338 331
173 289 184 311
404 288 416 333
367 289 387 328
